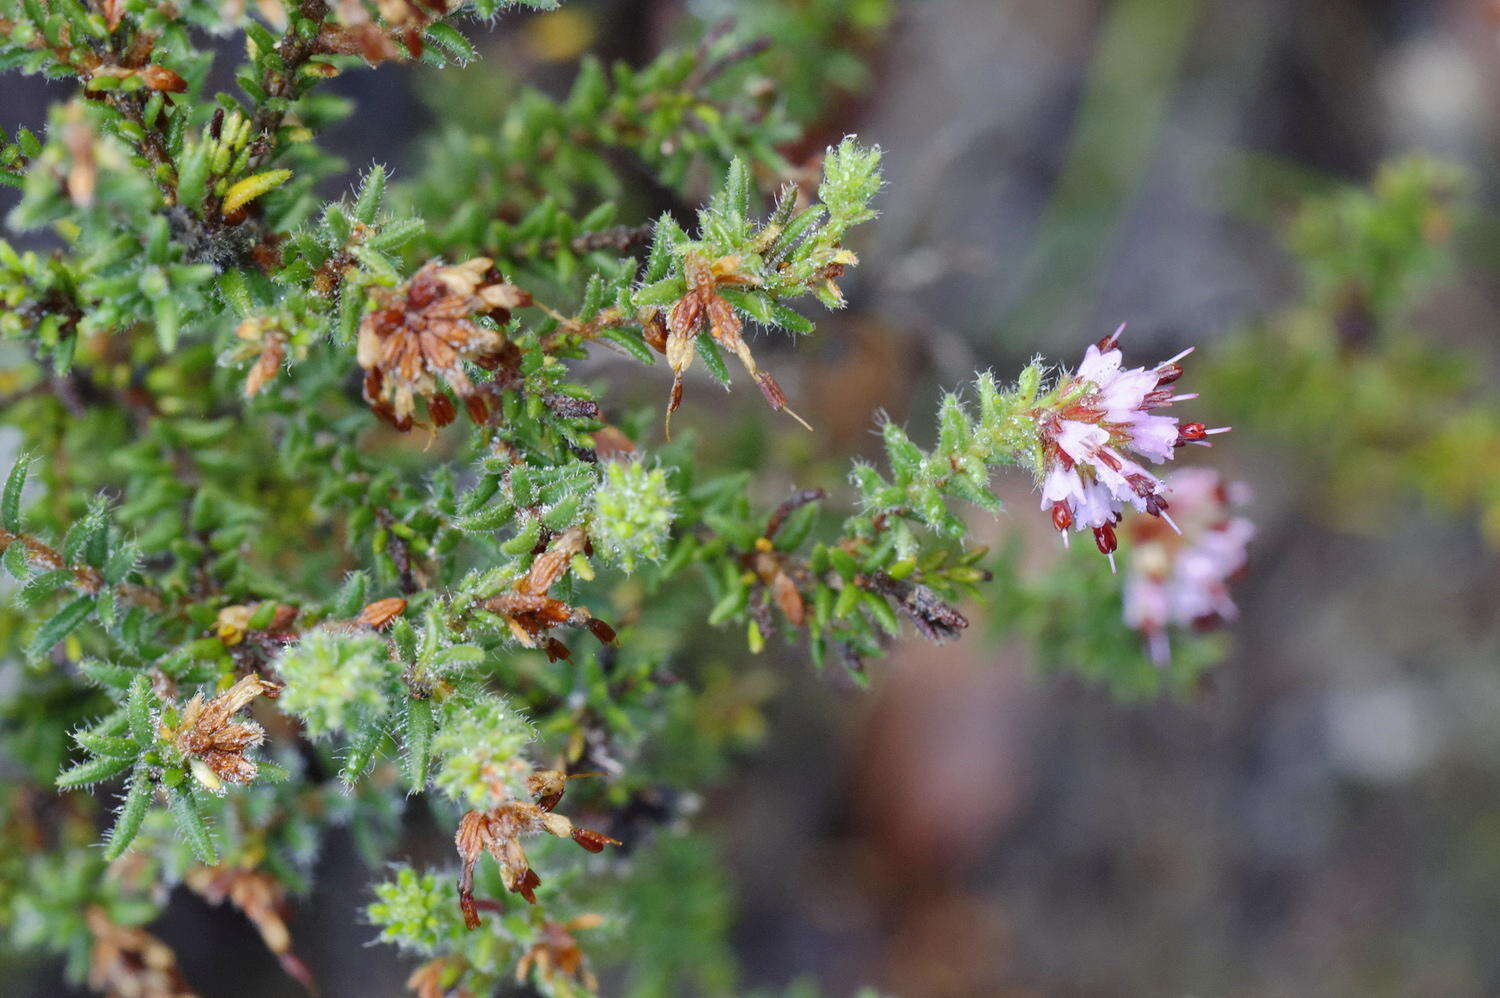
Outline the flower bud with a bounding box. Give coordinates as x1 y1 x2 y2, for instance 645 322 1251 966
273 631 397 737
431 694 534 810
590 458 676 573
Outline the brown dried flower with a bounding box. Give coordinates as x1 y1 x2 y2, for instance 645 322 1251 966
227 318 293 399
482 529 615 661
244 331 287 400
85 906 198 998
318 0 464 65
455 767 619 928
167 674 280 792
357 258 530 431
185 866 315 992
662 252 810 437
405 956 474 998
516 914 605 993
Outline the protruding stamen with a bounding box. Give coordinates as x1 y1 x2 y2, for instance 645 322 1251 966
1127 473 1158 499
1176 422 1208 445
1097 321 1126 350
781 405 813 432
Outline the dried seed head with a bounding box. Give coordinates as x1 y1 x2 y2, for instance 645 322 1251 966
453 768 619 927
85 906 196 998
169 674 279 792
357 259 520 431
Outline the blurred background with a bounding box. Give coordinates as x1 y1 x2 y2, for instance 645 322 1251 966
8 0 1500 995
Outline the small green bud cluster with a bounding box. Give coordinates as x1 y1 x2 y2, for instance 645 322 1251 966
368 865 468 956
274 631 400 738
591 459 677 573
431 693 535 810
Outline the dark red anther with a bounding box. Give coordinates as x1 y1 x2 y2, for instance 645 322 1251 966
1155 363 1183 386
1126 472 1156 497
584 617 617 644
464 393 490 425
1145 493 1168 517
1051 502 1073 532
1093 522 1117 555
570 826 621 853
1176 422 1208 446
514 868 541 904
371 307 404 335
428 393 456 427
405 274 441 310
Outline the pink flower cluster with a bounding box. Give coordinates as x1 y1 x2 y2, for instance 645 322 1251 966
1121 469 1253 663
1037 325 1229 565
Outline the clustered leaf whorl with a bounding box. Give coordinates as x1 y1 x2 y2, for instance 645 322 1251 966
590 458 677 573
431 693 535 810
368 865 467 956
273 630 400 738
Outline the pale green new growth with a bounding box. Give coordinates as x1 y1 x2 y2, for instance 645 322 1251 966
275 631 400 737
591 460 677 572
431 693 535 809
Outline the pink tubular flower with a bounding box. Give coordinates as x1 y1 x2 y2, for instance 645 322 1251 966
1121 469 1253 664
1036 324 1229 565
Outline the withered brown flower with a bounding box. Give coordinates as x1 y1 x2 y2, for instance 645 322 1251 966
185 866 315 992
215 603 296 646
167 674 280 792
319 0 463 65
482 529 616 662
455 767 619 928
405 956 474 998
516 914 605 993
752 540 807 626
85 906 198 998
357 258 530 431
662 252 810 437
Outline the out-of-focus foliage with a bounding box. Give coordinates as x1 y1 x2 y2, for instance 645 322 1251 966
1211 158 1500 541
